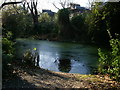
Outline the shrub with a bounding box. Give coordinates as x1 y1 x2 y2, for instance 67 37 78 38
22 49 34 66
22 48 39 67
98 39 120 81
2 31 15 78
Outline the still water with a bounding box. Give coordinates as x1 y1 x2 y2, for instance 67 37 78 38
15 38 99 74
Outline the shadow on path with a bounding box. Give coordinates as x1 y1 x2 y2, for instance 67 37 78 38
2 74 37 89
2 64 120 89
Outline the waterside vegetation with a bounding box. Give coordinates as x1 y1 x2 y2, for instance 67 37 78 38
2 0 120 89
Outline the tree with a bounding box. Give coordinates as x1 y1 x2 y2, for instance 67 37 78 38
0 1 23 9
102 2 120 39
58 8 70 25
98 38 120 81
86 2 110 45
71 15 87 40
53 0 72 10
2 5 33 38
57 8 75 39
38 13 58 36
39 13 51 23
88 2 120 45
26 0 39 34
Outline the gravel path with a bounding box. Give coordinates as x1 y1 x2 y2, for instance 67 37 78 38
2 65 120 89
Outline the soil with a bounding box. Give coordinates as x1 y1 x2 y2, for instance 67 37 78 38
2 64 120 89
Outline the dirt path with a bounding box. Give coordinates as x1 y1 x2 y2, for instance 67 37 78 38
2 65 120 89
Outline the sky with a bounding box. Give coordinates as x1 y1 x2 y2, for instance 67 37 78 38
0 0 91 12
32 0 113 12
1 0 118 12
37 0 90 12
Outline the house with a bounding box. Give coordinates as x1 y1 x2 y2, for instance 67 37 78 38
42 9 55 17
69 3 90 14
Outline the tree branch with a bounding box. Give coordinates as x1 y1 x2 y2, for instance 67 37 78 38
53 3 60 10
12 4 19 14
33 1 38 15
27 2 33 14
1 1 22 9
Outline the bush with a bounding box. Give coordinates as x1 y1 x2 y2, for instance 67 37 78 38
2 37 14 54
2 31 15 78
22 49 34 66
22 48 39 67
98 39 120 81
71 15 87 41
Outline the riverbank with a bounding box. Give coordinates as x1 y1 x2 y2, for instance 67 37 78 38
25 35 108 49
29 34 92 45
2 63 120 89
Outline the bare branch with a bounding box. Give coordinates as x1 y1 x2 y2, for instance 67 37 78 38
33 1 38 15
22 2 26 11
26 0 38 32
1 1 22 9
53 0 71 10
53 3 60 10
60 2 65 8
59 0 65 8
27 2 31 11
12 4 19 14
36 0 38 7
31 1 34 12
63 0 66 7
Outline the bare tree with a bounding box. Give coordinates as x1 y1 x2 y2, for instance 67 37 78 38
53 3 60 10
53 0 72 10
26 0 38 33
59 0 67 8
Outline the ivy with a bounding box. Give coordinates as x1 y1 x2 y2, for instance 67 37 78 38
98 39 120 81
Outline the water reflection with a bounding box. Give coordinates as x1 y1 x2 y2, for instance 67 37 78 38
58 58 71 73
15 39 98 74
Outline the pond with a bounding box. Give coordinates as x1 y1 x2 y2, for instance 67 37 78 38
15 38 99 74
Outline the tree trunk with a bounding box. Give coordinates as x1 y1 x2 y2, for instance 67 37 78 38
27 0 39 34
33 15 38 34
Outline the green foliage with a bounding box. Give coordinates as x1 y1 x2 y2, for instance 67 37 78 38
98 39 120 81
39 13 51 22
57 8 75 40
2 6 33 38
58 8 70 25
85 2 120 45
2 38 14 54
39 21 55 34
85 2 110 45
71 15 84 31
71 15 87 41
102 2 120 38
2 31 14 54
22 48 39 67
38 13 58 35
2 31 15 78
23 49 34 66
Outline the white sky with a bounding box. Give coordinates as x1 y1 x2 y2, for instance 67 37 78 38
0 0 90 12
32 0 110 12
0 0 110 12
37 0 89 12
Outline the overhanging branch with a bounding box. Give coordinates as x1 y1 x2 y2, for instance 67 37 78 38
53 3 60 10
1 1 22 9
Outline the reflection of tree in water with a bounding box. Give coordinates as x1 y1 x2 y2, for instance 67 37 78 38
58 58 71 73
